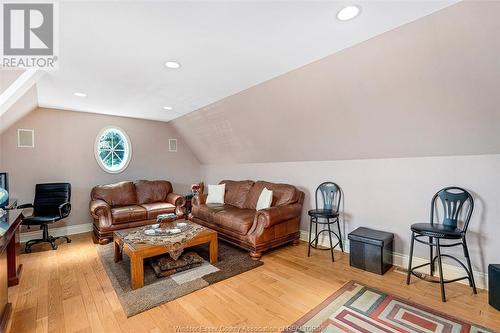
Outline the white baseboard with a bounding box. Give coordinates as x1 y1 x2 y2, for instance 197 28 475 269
299 230 488 290
20 223 93 243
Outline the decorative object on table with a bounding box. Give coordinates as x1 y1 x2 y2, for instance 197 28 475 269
190 183 201 194
156 212 177 224
151 251 204 277
0 173 8 192
90 180 185 244
0 173 15 210
489 264 500 311
199 181 204 195
190 179 304 260
406 186 476 302
307 182 343 261
348 227 394 275
184 193 194 215
283 280 495 333
0 188 8 208
97 241 262 317
19 183 72 252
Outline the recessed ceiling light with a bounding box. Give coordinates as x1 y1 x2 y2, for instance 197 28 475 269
163 106 173 110
337 5 361 21
74 92 87 97
164 61 181 69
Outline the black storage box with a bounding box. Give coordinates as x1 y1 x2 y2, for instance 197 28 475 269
348 227 394 275
489 264 500 311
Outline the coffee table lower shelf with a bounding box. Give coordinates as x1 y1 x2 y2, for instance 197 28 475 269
113 228 218 290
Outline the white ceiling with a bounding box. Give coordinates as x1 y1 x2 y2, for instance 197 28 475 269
36 0 458 122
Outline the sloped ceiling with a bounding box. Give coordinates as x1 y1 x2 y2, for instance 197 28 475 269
170 1 500 164
37 0 456 122
0 69 24 95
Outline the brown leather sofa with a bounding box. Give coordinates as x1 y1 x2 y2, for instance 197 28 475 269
189 180 304 259
90 180 185 244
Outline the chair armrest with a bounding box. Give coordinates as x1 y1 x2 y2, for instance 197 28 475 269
192 194 207 206
254 203 303 229
89 199 113 229
166 193 185 207
59 202 71 218
17 203 33 209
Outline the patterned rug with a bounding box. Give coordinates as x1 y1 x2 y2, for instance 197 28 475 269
97 242 263 317
284 281 495 333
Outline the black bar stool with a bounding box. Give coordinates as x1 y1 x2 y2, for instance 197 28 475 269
307 182 343 262
406 186 477 302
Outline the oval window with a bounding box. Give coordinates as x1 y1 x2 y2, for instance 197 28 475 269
94 127 132 174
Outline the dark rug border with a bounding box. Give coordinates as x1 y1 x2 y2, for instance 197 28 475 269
283 280 497 332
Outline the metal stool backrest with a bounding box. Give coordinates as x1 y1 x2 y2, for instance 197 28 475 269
430 186 473 232
315 182 341 213
33 183 71 217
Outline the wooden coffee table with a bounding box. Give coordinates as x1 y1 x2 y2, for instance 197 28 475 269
113 224 218 290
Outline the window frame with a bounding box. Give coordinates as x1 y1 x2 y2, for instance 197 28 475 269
94 126 132 174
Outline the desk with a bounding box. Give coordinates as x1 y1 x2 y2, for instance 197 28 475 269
0 209 23 333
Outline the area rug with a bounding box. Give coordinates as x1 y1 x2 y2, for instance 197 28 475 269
284 281 495 333
97 242 263 317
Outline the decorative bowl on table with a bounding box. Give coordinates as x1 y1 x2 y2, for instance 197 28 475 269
143 221 191 236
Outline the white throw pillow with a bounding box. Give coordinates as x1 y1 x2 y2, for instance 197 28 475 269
256 187 273 211
206 184 225 204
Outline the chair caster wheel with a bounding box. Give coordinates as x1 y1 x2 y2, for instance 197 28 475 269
67 239 72 243
25 248 31 253
51 244 58 250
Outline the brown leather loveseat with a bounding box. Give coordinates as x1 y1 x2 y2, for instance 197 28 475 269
90 180 185 244
189 180 304 259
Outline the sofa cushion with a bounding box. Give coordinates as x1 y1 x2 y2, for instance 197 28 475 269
244 181 298 209
220 180 254 208
256 187 273 211
206 184 225 204
91 181 137 207
140 202 176 219
214 207 256 236
135 180 172 204
191 204 226 224
111 205 147 224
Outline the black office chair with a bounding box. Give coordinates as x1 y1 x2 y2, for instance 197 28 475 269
307 182 343 262
406 186 477 302
19 183 72 253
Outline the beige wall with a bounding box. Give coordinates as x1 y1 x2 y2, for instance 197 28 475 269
202 154 500 275
0 86 38 133
171 1 500 164
0 108 201 230
169 1 500 275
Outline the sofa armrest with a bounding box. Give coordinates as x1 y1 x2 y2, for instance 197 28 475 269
253 203 303 229
166 193 185 208
192 194 207 206
89 199 113 229
166 193 186 218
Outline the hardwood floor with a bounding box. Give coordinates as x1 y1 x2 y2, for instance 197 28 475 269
7 232 500 332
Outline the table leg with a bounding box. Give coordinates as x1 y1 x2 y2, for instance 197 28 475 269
130 254 144 290
7 228 21 287
113 240 122 263
209 235 218 264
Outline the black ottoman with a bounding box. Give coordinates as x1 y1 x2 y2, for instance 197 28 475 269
489 264 500 311
348 227 394 275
